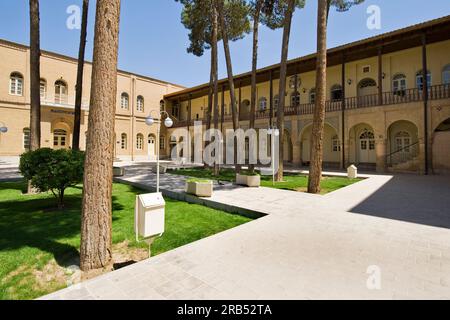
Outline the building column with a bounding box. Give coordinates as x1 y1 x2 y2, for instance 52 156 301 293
378 47 383 106
187 94 192 131
422 33 429 175
375 138 387 173
269 70 274 127
291 120 301 166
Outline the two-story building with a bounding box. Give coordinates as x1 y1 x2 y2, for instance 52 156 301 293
163 15 450 174
0 39 184 162
1 15 449 174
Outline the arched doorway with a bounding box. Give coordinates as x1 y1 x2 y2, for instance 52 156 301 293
358 129 376 163
358 78 377 106
349 123 376 166
53 129 68 149
433 118 450 174
386 120 419 167
148 134 156 159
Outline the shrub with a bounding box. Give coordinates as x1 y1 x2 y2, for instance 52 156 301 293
19 148 85 208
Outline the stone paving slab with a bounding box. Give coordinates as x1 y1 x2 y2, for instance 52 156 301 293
39 166 450 300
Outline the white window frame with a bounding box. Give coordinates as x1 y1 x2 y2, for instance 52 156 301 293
416 70 432 90
392 74 407 95
136 134 143 150
10 73 24 96
23 128 31 150
40 80 47 99
121 93 129 110
137 96 144 112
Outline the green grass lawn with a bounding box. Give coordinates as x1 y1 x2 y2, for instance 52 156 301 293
0 181 251 300
170 168 362 194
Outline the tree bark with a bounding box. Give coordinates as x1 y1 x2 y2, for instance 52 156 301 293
80 0 121 271
212 2 220 176
218 0 240 173
276 0 295 182
307 0 328 194
249 0 263 174
29 0 41 151
72 0 89 151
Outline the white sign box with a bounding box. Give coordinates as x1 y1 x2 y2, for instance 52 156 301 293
135 192 165 239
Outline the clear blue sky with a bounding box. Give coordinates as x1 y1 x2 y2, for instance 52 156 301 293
0 0 449 87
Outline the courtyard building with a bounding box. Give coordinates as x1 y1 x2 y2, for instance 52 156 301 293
0 16 449 174
0 39 184 161
163 15 450 174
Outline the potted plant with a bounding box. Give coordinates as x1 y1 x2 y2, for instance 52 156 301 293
185 178 213 197
236 170 260 187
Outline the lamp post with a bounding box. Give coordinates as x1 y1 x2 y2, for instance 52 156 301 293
145 110 173 193
267 126 279 186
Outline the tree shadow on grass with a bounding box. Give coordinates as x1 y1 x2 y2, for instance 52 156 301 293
0 182 125 268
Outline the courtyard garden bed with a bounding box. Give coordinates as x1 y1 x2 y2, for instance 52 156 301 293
169 168 362 194
0 181 251 300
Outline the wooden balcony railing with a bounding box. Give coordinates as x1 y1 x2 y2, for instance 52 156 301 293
170 84 450 128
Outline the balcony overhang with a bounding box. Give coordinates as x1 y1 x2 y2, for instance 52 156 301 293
164 15 450 102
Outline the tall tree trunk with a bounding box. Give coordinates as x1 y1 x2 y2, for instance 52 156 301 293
249 0 263 174
308 0 328 194
212 2 220 176
72 0 89 151
218 0 240 173
29 0 41 151
80 0 121 272
276 0 295 182
204 2 217 169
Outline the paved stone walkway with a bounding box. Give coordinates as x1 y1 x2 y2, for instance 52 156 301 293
40 167 450 300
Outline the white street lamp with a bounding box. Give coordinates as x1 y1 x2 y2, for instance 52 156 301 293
145 110 173 193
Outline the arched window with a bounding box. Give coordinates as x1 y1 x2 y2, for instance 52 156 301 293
290 92 300 106
331 84 343 101
121 133 127 150
416 70 431 90
10 72 24 95
136 95 144 112
40 79 47 99
54 80 68 104
332 135 340 152
442 65 450 85
136 133 144 150
160 135 165 150
23 128 30 150
258 97 267 111
121 93 129 109
309 88 316 104
392 73 406 95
